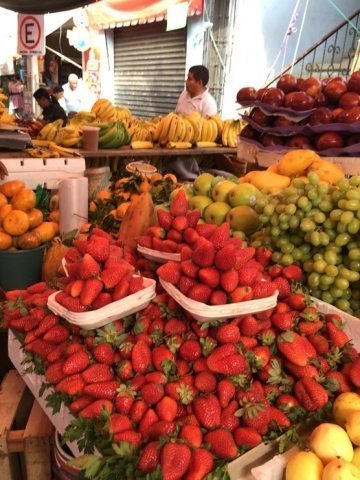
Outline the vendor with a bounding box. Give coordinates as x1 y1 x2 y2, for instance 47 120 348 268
52 85 67 113
33 88 67 125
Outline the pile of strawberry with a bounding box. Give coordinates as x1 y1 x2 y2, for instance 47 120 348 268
55 228 145 313
4 273 360 479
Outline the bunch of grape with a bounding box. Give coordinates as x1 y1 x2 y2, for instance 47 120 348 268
251 174 360 316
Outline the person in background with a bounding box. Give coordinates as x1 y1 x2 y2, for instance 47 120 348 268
52 85 67 112
175 65 217 116
8 75 24 115
62 73 93 115
0 161 8 180
33 88 67 125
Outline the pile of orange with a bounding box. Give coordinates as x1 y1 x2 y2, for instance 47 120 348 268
0 180 59 250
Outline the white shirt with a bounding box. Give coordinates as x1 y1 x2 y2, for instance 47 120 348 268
175 88 217 116
58 96 67 112
62 80 93 113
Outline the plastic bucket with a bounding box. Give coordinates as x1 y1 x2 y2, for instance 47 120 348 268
85 166 111 200
0 243 47 291
82 126 100 151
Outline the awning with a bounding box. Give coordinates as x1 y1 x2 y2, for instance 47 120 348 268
0 0 96 14
87 0 203 30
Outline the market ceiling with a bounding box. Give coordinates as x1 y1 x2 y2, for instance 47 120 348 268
0 0 96 14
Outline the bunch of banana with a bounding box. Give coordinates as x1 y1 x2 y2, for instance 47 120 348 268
69 111 97 126
114 106 132 122
98 121 130 149
28 140 81 158
221 119 243 148
59 124 82 147
131 122 154 143
0 108 14 124
38 119 64 144
198 116 219 143
153 112 195 146
91 98 117 122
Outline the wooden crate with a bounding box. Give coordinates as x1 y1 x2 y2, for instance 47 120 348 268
0 370 54 480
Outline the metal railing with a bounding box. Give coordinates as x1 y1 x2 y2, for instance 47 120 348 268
267 8 360 86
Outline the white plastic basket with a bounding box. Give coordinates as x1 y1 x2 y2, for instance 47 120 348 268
137 245 181 263
47 276 156 330
160 278 279 323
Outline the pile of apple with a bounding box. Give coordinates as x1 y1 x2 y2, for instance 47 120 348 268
285 392 360 480
237 70 360 152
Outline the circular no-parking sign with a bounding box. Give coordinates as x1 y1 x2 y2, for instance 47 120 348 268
18 14 44 54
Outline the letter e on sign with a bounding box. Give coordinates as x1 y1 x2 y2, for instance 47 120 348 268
18 14 45 55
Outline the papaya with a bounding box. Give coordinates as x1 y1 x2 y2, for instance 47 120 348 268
266 163 280 173
278 149 320 177
310 159 345 184
118 192 155 248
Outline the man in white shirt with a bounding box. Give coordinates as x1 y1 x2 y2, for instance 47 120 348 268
175 65 217 116
62 73 93 114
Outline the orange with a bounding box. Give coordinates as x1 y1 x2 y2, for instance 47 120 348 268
0 204 12 225
150 172 163 184
115 177 130 189
0 231 12 250
11 188 36 212
163 173 178 184
96 189 112 202
33 222 56 243
0 192 8 207
49 209 60 223
116 202 130 218
89 201 98 213
49 221 60 236
3 209 30 236
0 180 25 198
27 208 44 228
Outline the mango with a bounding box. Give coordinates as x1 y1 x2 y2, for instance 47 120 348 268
310 423 353 465
322 459 360 480
244 170 290 193
278 149 319 177
310 159 345 184
285 450 323 480
333 393 360 427
345 411 360 446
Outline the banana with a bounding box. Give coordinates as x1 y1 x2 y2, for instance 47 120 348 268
98 123 118 148
166 141 192 149
153 117 164 142
174 116 186 142
32 139 55 148
61 136 82 148
182 117 194 143
38 123 54 140
227 122 238 148
162 113 177 144
131 141 154 149
50 144 80 157
200 118 210 142
208 118 218 142
196 141 219 148
186 114 201 142
210 114 223 139
221 120 231 146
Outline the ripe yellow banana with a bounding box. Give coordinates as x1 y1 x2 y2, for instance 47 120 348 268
159 113 175 145
210 114 223 139
166 114 179 143
221 120 232 146
182 117 194 143
208 118 219 142
166 141 192 149
131 141 154 149
196 141 219 148
186 114 201 142
227 122 238 148
200 118 210 142
174 116 186 142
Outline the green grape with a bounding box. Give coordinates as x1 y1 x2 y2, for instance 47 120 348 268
312 211 326 224
346 188 360 200
319 284 330 291
299 244 311 254
286 194 300 205
272 252 282 263
349 175 360 186
348 248 360 261
308 171 319 185
304 232 312 243
335 298 350 311
307 188 319 201
292 248 302 261
319 232 330 246
259 214 269 224
290 235 303 246
278 213 289 223
284 204 297 216
342 288 352 300
303 261 314 273
313 253 324 261
329 209 343 222
263 204 275 216
347 241 359 250
356 210 360 220
337 178 350 191
350 299 360 311
321 291 333 303
297 196 310 209
335 233 350 247
325 265 338 277
324 250 337 265
270 215 278 226
311 196 321 207
313 259 327 273
279 222 289 231
337 199 348 210
310 231 321 246
340 211 354 224
318 199 333 212
288 217 300 229
300 218 316 232
275 204 286 214
345 199 359 211
281 243 294 254
323 218 336 230
334 277 349 290
311 288 322 298
325 229 336 241
336 223 347 233
329 286 343 299
320 274 335 287
270 226 280 237
331 190 343 203
296 210 305 220
292 178 306 189
281 254 294 265
284 186 298 196
317 184 329 195
276 237 288 247
347 218 360 235
308 272 320 288
338 267 360 282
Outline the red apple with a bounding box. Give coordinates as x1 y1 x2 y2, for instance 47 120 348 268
273 116 296 128
300 77 322 92
297 78 306 91
256 88 267 101
261 88 285 107
240 125 258 140
346 133 360 146
286 134 313 149
313 92 328 107
284 91 315 111
309 107 333 125
338 106 360 123
347 71 360 94
236 87 257 103
324 79 347 103
338 91 360 109
276 74 298 93
315 132 344 150
261 133 284 147
250 108 272 127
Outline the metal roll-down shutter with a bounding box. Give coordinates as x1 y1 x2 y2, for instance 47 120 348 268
114 22 187 119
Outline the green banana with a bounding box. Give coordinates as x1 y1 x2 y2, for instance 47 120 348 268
98 122 117 148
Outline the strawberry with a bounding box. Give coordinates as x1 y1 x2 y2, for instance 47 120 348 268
325 371 351 393
308 333 330 355
230 286 253 303
252 280 277 299
349 357 360 388
179 339 202 361
282 265 302 282
156 261 181 285
83 381 120 400
238 400 271 435
141 383 165 405
132 340 152 373
204 428 237 460
183 227 200 244
238 267 261 286
294 377 328 411
69 279 84 298
220 401 240 431
170 189 188 217
209 222 231 250
215 244 237 271
162 239 178 253
207 343 246 375
194 371 217 393
63 350 90 375
187 283 212 303
128 276 144 294
58 294 89 312
139 408 159 435
251 345 271 368
164 317 187 335
297 319 323 336
180 260 199 279
101 263 130 289
195 223 217 238
82 363 113 383
92 292 112 309
234 426 262 449
271 311 295 331
216 323 241 344
172 216 188 232
240 315 260 336
112 278 130 301
284 361 318 379
192 237 215 267
192 393 221 429
152 345 174 373
9 315 31 332
156 396 178 422
86 235 110 262
237 381 265 403
147 225 166 239
299 335 317 359
43 324 69 344
108 413 132 434
114 429 141 448
234 246 255 269
287 292 308 310
34 313 59 336
273 277 291 299
144 420 176 439
160 442 191 480
186 209 201 228
269 406 291 429
45 360 66 384
167 229 183 243
255 246 272 267
326 321 349 347
69 396 93 414
46 341 68 364
277 331 308 366
276 394 299 411
55 374 85 396
24 338 53 359
220 270 239 293
179 424 203 448
184 448 214 480
93 343 114 365
157 209 174 230
138 441 161 474
115 387 135 414
138 235 153 248
198 267 220 289
27 281 47 294
79 278 103 306
78 253 101 280
209 290 227 305
217 378 236 408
